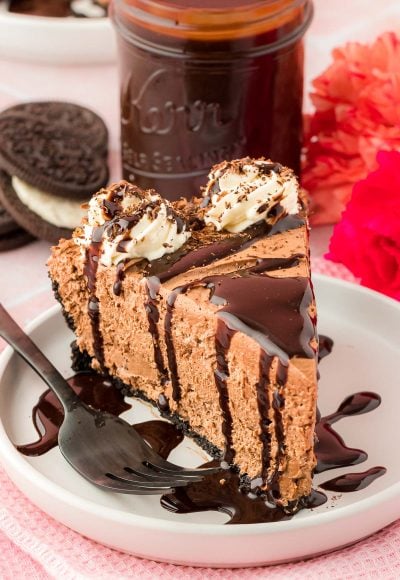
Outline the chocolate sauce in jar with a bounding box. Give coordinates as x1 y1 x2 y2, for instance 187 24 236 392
111 0 313 199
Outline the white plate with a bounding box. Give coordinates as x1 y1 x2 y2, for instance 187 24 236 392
0 10 116 64
0 274 399 568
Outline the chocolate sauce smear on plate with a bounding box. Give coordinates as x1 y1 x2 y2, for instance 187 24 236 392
17 373 131 456
315 392 381 474
19 336 385 523
318 335 334 362
320 467 386 493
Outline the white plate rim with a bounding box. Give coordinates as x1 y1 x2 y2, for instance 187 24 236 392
0 273 399 540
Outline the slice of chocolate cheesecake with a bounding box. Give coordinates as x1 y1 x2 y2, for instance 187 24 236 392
48 158 318 508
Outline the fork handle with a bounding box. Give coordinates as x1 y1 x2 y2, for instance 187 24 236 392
0 304 80 411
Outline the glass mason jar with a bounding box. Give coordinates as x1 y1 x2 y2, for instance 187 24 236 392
111 0 313 200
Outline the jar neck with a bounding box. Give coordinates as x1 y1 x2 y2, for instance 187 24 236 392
111 0 313 57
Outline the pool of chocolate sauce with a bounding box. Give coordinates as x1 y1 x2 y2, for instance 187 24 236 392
18 335 386 524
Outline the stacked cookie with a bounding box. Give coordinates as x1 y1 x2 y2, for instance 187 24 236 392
0 102 109 250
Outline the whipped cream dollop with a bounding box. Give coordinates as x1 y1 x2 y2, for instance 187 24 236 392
75 182 191 267
12 176 86 229
203 158 301 233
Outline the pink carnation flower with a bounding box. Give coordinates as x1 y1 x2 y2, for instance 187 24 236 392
303 32 400 225
327 150 400 300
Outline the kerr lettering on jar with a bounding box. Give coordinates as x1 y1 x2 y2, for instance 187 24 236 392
111 0 313 200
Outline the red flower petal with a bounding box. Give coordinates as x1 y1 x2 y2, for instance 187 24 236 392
327 151 400 300
303 32 400 225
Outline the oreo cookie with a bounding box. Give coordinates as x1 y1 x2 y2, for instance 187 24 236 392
0 100 109 244
0 116 108 199
2 101 108 154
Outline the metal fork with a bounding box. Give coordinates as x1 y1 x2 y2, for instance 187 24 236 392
0 304 219 494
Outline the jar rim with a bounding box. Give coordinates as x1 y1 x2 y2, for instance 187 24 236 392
112 0 313 43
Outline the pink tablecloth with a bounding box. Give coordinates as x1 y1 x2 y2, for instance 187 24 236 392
0 1 400 578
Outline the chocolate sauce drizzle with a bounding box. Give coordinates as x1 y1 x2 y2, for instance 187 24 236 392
83 182 161 369
18 371 324 523
214 321 236 464
163 253 304 402
83 225 106 369
113 262 126 296
144 277 169 385
318 335 334 362
164 296 181 402
255 351 273 482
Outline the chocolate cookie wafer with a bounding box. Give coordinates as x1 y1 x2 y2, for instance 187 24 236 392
0 196 34 251
0 228 35 252
0 115 108 199
0 198 19 237
2 101 108 154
